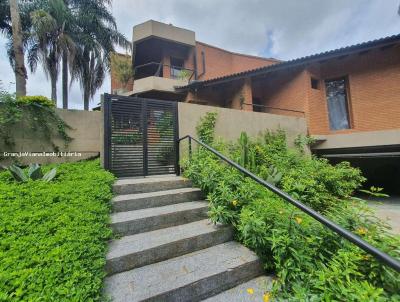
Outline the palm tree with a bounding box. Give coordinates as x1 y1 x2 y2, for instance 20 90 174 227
29 0 75 103
9 0 27 96
70 0 130 110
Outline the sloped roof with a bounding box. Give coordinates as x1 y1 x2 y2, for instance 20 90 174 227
177 33 400 89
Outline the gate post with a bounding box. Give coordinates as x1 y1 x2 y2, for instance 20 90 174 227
174 102 180 175
103 94 111 170
142 100 149 176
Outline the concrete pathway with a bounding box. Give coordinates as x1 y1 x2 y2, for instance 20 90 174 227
367 196 400 235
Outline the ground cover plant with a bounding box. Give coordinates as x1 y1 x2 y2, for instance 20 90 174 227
0 159 115 301
182 112 400 301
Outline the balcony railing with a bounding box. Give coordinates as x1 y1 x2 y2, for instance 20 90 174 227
134 62 195 81
242 102 306 117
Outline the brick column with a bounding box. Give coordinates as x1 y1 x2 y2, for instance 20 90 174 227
231 77 253 111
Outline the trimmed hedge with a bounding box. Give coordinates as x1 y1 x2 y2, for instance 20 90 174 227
0 160 115 301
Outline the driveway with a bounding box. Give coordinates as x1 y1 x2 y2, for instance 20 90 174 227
367 196 400 235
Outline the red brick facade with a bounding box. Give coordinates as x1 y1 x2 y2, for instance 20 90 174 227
111 24 400 137
185 44 400 136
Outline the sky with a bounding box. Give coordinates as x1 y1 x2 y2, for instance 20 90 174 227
0 0 399 110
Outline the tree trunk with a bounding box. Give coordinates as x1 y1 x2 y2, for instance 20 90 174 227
51 74 57 105
83 88 89 111
9 0 27 97
62 51 68 109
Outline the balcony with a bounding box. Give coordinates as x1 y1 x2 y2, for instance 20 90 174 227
126 62 194 96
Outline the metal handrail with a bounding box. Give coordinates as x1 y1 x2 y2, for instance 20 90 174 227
177 135 400 272
242 103 305 116
134 62 195 81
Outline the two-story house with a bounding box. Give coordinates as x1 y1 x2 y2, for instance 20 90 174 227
111 20 400 193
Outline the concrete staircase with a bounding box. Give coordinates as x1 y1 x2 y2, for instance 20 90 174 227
104 175 272 302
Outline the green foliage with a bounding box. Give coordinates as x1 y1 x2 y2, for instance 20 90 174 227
177 69 191 80
0 91 72 148
360 186 390 198
294 133 316 153
237 132 256 171
195 112 218 144
111 54 134 91
181 114 400 300
0 160 115 301
16 95 55 108
8 163 57 182
263 165 282 186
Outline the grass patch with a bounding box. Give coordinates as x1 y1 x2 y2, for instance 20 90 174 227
0 159 115 301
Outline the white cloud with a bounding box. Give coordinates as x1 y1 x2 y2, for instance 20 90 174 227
1 0 399 109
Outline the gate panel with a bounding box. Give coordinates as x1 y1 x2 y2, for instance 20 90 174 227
146 100 177 175
104 94 178 177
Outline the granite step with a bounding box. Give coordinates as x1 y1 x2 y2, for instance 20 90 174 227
112 187 203 212
106 219 233 275
113 176 192 195
111 201 208 236
104 241 264 302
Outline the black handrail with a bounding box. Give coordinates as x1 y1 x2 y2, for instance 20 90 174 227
177 135 400 272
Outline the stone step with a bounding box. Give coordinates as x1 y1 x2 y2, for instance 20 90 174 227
106 219 233 275
104 242 264 302
113 176 192 195
112 188 203 212
202 276 273 302
111 201 208 236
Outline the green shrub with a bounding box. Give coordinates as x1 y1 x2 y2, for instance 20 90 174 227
0 92 71 149
182 112 400 301
0 160 115 301
16 95 54 108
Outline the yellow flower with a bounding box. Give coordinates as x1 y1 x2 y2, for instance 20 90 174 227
279 210 283 214
263 292 271 302
232 200 238 207
355 227 368 235
295 217 302 224
246 288 254 295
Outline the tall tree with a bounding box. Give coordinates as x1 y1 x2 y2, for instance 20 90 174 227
29 0 75 103
9 0 27 96
70 0 130 110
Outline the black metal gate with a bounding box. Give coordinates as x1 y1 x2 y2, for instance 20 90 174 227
104 94 179 177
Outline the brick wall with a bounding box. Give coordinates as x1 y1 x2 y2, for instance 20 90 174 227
250 46 400 134
195 42 277 80
252 68 308 118
306 46 400 134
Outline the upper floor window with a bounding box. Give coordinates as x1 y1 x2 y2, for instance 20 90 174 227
325 78 351 130
170 57 184 79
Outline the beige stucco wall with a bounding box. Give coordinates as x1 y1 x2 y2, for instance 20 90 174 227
178 102 308 148
133 20 195 46
0 109 102 165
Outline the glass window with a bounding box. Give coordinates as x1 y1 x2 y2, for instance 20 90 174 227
325 78 351 130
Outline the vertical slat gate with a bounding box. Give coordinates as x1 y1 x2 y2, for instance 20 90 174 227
104 94 178 177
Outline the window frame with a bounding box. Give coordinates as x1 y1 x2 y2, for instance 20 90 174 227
324 76 353 131
170 56 185 79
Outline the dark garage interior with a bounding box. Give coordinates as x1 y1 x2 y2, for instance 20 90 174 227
315 145 400 196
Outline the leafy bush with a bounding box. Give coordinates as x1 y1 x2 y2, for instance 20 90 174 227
182 112 400 301
0 160 115 301
0 91 71 148
16 95 55 108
